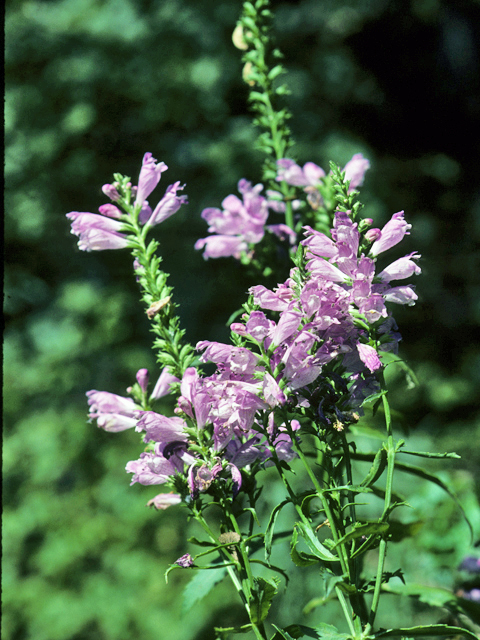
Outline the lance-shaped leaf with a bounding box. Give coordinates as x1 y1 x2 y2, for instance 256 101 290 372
290 527 321 567
181 562 228 612
295 522 338 562
373 624 478 639
314 622 352 639
250 576 279 625
393 459 473 540
360 448 387 488
265 499 291 559
382 582 480 624
333 521 389 549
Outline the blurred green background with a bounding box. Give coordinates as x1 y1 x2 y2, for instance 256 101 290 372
4 0 480 638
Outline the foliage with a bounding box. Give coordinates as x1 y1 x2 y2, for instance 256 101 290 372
4 0 480 639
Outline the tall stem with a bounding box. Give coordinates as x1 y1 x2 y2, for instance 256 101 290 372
193 508 267 640
364 373 395 637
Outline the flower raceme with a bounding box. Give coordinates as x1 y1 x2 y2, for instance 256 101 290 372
75 151 420 511
66 153 187 251
194 154 370 261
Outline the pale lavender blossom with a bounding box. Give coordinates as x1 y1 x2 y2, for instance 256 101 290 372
195 179 280 259
87 390 139 432
141 182 188 227
98 203 123 219
356 343 382 372
276 159 325 187
147 492 182 510
66 211 129 252
150 368 179 400
370 211 412 257
343 153 371 191
136 368 149 394
126 449 180 486
102 184 121 201
135 152 168 207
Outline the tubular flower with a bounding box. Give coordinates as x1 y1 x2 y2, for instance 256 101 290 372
195 179 281 259
66 211 129 252
87 390 140 432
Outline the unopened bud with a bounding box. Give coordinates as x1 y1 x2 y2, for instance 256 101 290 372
242 62 256 86
232 24 249 50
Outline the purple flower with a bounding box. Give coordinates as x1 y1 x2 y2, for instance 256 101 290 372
276 159 325 187
356 343 382 373
150 368 179 400
87 390 139 432
175 553 195 568
194 235 248 260
195 179 273 259
370 211 412 257
135 153 168 207
126 450 180 486
136 411 188 445
66 211 129 252
141 181 188 227
147 492 182 510
459 556 480 574
136 368 149 394
343 153 370 191
102 184 121 201
378 253 421 282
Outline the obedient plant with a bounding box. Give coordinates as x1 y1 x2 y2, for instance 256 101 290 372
67 2 477 639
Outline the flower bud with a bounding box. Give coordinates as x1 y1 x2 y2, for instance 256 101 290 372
102 184 121 201
136 368 149 394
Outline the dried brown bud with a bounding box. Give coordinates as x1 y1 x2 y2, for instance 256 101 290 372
146 296 171 319
218 532 241 545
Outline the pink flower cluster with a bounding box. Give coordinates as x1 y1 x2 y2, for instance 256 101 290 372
195 179 295 259
194 154 370 259
87 206 419 507
66 153 187 251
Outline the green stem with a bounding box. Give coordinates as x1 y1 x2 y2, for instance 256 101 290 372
268 439 358 638
363 373 395 637
193 508 266 640
119 205 195 380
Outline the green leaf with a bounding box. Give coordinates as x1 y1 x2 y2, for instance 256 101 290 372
181 563 227 612
382 582 480 624
250 576 279 625
380 352 419 388
265 499 290 559
386 520 424 542
290 527 320 567
270 624 324 639
314 622 351 639
295 522 338 562
394 460 473 540
399 449 461 460
360 448 388 488
373 624 478 639
333 522 389 548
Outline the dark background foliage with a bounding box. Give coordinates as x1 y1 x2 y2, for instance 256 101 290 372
4 0 480 639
